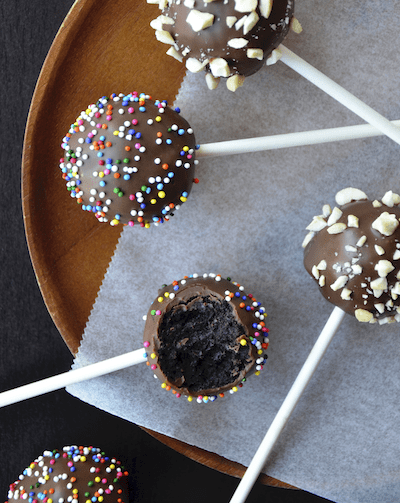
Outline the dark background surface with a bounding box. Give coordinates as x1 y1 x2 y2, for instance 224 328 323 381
0 1 332 501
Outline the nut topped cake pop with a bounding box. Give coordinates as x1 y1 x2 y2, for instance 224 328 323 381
143 273 269 403
6 445 129 503
148 0 300 91
60 92 198 228
303 187 400 324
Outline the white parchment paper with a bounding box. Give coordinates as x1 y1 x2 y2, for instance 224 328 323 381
67 1 400 501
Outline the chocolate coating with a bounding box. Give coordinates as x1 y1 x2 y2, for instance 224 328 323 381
60 92 197 227
6 446 129 503
151 0 294 89
303 189 400 324
143 274 269 402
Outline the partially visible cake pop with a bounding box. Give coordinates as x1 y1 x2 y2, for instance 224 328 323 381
148 0 300 91
6 445 129 503
60 92 198 228
143 273 269 403
303 187 400 323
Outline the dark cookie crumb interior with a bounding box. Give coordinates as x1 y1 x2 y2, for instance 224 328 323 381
157 295 250 392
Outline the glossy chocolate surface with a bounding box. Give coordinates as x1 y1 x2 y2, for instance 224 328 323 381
152 0 294 84
304 190 400 323
60 93 197 227
6 446 129 503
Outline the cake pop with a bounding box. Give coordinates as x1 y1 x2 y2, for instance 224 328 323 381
6 445 129 503
143 273 269 403
60 92 198 228
148 0 299 91
303 187 400 323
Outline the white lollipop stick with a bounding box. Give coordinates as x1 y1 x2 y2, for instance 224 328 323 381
0 348 147 408
197 120 400 158
276 45 400 146
230 306 346 503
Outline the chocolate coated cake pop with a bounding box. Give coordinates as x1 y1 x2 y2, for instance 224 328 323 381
303 187 400 324
149 0 299 91
143 273 269 403
60 92 198 228
6 445 129 503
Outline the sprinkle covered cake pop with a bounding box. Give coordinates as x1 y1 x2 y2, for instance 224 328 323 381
60 92 198 228
148 0 300 91
6 445 129 503
303 187 400 324
143 273 269 403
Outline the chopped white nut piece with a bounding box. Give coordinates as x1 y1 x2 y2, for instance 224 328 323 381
306 215 327 232
370 277 388 291
372 212 399 236
186 57 208 72
184 0 195 7
182 46 191 56
335 187 367 206
147 0 160 4
316 260 327 270
355 309 374 322
345 245 357 253
290 16 303 33
209 57 230 77
327 223 347 234
374 245 385 256
372 200 382 208
226 74 245 91
155 29 176 45
322 204 332 218
186 9 214 32
151 16 172 30
227 38 249 48
258 0 272 18
166 46 183 62
381 190 400 208
234 0 257 13
243 10 259 34
226 15 237 27
348 215 359 228
159 0 168 8
312 265 320 280
386 299 394 308
341 288 352 300
374 303 385 314
205 72 220 89
247 48 264 60
394 250 400 260
266 47 282 65
375 259 395 278
356 235 367 247
327 207 343 226
235 15 247 30
397 271 400 280
302 232 314 249
319 275 326 287
352 264 363 275
330 275 348 291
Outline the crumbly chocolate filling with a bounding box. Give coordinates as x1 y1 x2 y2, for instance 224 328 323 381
157 295 250 392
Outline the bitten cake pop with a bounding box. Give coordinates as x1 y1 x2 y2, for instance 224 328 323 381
60 92 198 228
6 445 129 503
148 0 299 91
143 273 269 403
303 187 400 323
